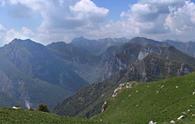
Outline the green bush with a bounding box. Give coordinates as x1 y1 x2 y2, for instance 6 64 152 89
37 104 49 113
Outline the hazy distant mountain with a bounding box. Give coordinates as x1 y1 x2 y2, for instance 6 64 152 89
54 37 195 117
71 37 128 55
47 41 101 83
1 37 195 114
0 39 88 108
48 37 128 83
0 37 128 108
165 40 195 57
0 38 129 107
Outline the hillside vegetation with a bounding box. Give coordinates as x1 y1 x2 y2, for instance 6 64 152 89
1 73 195 124
96 73 195 124
0 108 103 124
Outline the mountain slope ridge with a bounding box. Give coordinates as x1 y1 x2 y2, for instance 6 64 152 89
0 39 88 108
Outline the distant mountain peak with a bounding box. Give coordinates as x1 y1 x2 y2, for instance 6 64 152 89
11 38 34 43
131 37 149 40
7 38 44 50
129 37 166 47
72 36 89 42
48 41 67 46
131 37 158 42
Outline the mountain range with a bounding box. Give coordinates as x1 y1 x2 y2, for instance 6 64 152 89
54 37 195 117
0 37 195 111
0 39 88 108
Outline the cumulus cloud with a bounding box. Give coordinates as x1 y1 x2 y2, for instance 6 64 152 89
0 24 6 31
112 0 195 41
1 0 195 44
165 1 195 33
0 26 34 45
8 3 34 18
79 0 191 41
70 0 109 17
120 0 185 34
0 24 7 45
0 0 109 44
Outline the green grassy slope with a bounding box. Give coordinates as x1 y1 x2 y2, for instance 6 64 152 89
96 73 195 124
0 108 103 124
1 73 195 124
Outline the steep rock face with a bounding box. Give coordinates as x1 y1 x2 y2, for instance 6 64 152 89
100 38 195 82
54 37 195 117
138 50 149 61
120 55 193 83
99 43 141 81
0 39 88 108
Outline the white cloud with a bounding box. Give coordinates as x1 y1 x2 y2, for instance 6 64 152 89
0 26 34 45
70 0 108 16
165 1 195 33
0 0 110 44
0 24 7 45
0 24 6 31
1 0 195 44
110 0 195 41
120 0 185 33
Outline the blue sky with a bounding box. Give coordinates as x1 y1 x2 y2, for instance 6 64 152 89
93 0 137 20
0 0 136 29
0 5 41 30
0 0 195 45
